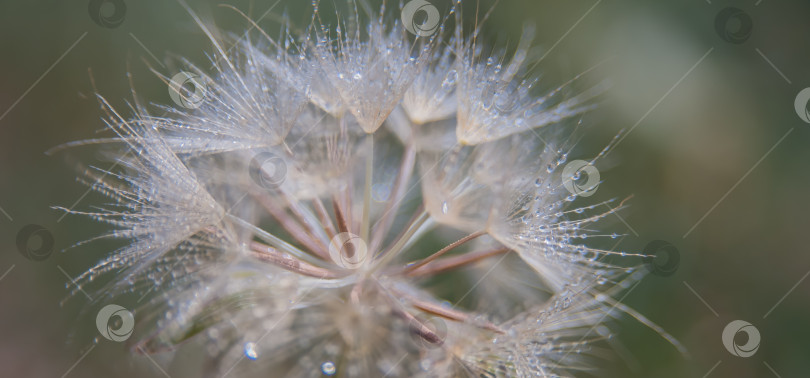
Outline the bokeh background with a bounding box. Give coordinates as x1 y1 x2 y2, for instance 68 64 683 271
1 0 809 377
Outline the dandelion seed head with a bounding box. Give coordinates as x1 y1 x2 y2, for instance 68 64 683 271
59 2 678 376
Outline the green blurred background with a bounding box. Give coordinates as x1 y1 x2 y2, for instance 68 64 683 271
1 0 809 377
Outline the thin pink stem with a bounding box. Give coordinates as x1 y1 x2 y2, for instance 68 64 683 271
332 195 351 234
406 247 511 277
403 231 486 274
252 192 329 260
249 241 342 279
398 290 504 334
312 197 338 241
392 307 444 345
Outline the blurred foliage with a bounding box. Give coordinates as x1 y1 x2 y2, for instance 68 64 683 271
1 0 809 377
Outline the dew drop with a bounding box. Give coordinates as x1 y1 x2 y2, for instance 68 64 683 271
441 201 449 214
353 73 362 80
442 70 458 89
244 342 258 360
595 325 611 337
321 361 336 376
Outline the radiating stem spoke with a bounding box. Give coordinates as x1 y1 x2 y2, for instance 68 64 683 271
406 247 511 277
403 231 486 274
249 241 343 279
371 209 429 273
252 192 329 260
312 197 338 241
398 290 504 334
392 305 444 345
361 133 374 242
332 195 352 234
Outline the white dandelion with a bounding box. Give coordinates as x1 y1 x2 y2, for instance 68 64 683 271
59 1 684 377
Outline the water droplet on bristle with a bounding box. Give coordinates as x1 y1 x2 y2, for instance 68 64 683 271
442 70 458 89
321 361 336 375
244 342 258 360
